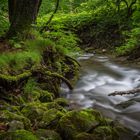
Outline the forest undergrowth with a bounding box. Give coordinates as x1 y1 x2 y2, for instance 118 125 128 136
0 0 139 139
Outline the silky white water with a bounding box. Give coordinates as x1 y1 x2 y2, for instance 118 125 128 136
62 54 140 133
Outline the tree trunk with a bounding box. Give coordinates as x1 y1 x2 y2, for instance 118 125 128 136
7 0 42 38
8 0 17 23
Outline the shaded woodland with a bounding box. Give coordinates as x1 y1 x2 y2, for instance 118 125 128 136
0 0 140 139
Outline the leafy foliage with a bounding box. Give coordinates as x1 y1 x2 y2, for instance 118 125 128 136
0 0 9 35
0 50 42 74
116 25 140 55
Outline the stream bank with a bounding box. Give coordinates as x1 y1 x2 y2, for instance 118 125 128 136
62 53 140 140
0 40 126 140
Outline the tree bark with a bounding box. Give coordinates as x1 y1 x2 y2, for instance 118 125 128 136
7 0 42 38
8 0 17 23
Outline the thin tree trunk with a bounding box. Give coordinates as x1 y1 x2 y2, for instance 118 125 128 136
40 0 60 32
7 0 42 38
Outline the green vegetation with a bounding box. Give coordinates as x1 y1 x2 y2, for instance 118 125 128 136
0 0 139 139
0 0 9 36
37 0 140 57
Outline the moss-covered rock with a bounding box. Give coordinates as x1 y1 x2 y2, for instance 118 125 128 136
35 129 62 140
74 132 94 140
0 130 38 140
92 126 119 140
8 120 24 132
0 110 31 130
21 102 66 122
21 102 47 122
58 109 102 140
38 108 65 129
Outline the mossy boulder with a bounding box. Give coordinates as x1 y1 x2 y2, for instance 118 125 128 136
8 120 24 131
0 130 38 140
35 129 62 140
21 101 65 122
21 102 47 122
74 132 94 140
58 109 102 140
38 108 65 129
0 110 31 130
92 126 119 140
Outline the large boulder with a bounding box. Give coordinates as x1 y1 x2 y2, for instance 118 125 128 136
58 109 102 140
58 109 120 140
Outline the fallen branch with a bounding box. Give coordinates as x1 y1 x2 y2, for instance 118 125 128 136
108 88 140 96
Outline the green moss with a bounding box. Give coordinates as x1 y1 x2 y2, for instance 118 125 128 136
75 132 94 140
35 129 62 140
0 130 38 140
21 101 65 122
39 90 54 103
38 108 65 129
0 51 41 74
54 98 69 107
58 109 101 140
43 102 65 111
21 102 47 122
0 71 31 82
0 110 31 130
92 126 119 140
8 120 24 131
62 56 80 86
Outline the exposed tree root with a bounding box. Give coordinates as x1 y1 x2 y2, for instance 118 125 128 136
0 68 73 92
44 71 73 90
0 71 32 82
108 88 140 96
65 55 81 67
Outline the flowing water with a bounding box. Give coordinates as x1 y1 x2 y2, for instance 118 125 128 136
61 54 140 138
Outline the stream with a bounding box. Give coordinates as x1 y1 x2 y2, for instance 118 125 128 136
61 54 140 138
